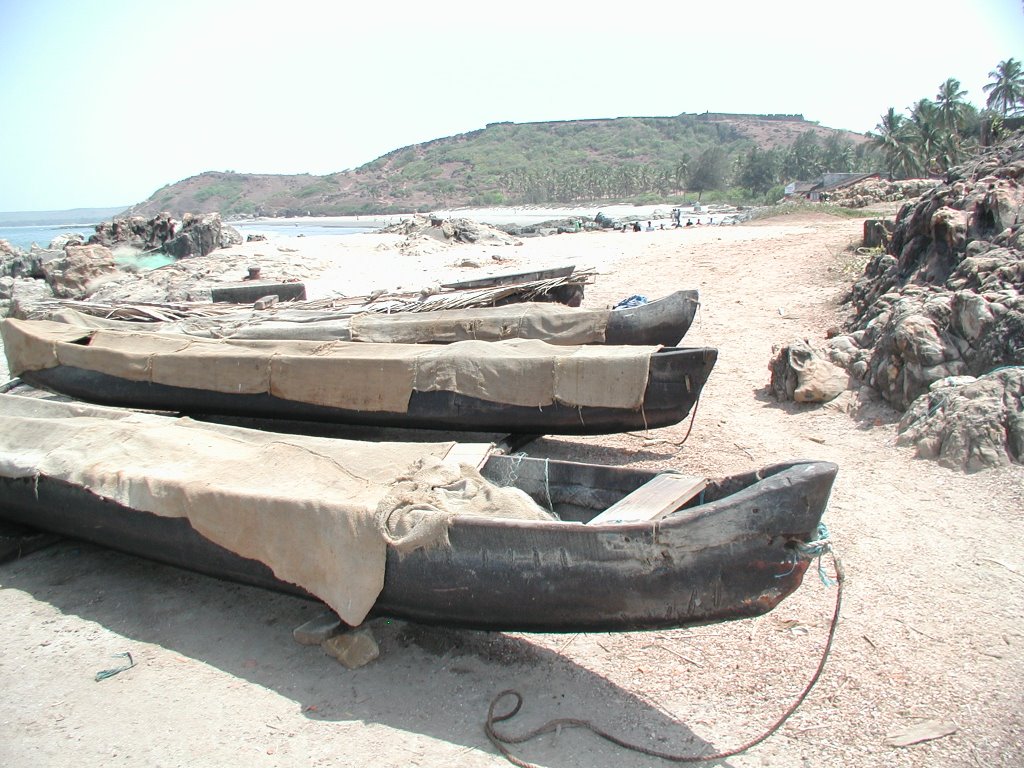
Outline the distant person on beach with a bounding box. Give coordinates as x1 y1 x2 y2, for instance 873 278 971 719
632 222 642 232
685 219 693 227
645 221 654 231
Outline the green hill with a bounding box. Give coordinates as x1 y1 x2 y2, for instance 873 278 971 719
126 112 872 218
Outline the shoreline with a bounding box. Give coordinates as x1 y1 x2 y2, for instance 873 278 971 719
230 201 745 231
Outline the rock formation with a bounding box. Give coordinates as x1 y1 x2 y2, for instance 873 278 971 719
89 211 242 258
822 130 1024 470
824 178 937 208
896 369 1024 471
41 244 121 299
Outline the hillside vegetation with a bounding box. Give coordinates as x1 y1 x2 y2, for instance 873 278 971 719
128 113 872 218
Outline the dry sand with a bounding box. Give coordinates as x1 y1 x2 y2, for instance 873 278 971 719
1 211 1023 767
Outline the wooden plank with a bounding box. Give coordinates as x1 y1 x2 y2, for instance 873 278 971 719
440 265 575 290
443 442 495 469
586 473 707 526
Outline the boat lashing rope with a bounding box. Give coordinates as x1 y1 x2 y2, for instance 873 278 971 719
485 548 846 767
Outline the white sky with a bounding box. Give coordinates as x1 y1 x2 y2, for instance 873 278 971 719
0 0 1021 211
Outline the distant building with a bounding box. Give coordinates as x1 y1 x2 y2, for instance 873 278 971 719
784 172 880 202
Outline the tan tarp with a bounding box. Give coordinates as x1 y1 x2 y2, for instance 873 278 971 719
1 319 657 412
0 396 556 625
348 303 608 344
41 303 611 344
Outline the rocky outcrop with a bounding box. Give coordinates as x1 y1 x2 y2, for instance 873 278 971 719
826 178 938 208
41 244 121 299
384 215 518 243
896 369 1024 472
90 211 242 259
164 212 242 258
823 130 1024 469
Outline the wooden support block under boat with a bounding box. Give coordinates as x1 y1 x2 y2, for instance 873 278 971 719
585 472 707 525
210 281 307 304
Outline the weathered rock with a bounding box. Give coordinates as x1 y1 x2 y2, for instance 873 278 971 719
164 212 227 258
834 130 1024 441
41 244 120 299
292 611 343 645
8 278 56 317
48 233 86 250
863 218 895 249
382 215 520 248
828 178 937 208
769 339 850 403
896 368 1024 471
88 211 240 259
322 627 379 668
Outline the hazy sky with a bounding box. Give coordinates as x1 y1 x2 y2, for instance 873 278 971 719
0 0 1021 211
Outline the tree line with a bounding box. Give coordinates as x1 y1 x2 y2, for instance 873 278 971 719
493 58 1024 206
870 58 1024 179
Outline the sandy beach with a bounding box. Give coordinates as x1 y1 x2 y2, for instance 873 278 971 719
1 210 1022 767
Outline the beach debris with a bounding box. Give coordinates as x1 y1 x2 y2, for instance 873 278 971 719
94 651 136 682
769 339 850 403
884 719 958 748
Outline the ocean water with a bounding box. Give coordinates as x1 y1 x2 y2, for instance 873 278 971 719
0 220 373 261
0 223 96 251
231 222 373 239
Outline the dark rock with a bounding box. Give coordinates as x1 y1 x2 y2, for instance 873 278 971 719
831 129 1024 443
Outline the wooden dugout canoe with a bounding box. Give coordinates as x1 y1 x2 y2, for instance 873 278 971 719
38 290 700 348
0 396 837 632
1 318 717 435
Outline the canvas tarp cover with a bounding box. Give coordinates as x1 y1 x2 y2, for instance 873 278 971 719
347 303 609 344
1 319 657 411
39 303 610 344
0 396 554 625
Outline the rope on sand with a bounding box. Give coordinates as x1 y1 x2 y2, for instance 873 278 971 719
94 652 136 682
485 551 846 766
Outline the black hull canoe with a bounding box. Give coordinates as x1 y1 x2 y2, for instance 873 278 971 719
0 451 836 632
17 348 717 435
604 290 698 346
42 290 700 347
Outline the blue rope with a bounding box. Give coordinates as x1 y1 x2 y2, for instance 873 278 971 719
95 652 135 682
778 522 836 586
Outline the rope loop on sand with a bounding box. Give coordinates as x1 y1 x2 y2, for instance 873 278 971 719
485 551 846 767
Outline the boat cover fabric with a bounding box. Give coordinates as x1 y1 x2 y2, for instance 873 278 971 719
0 396 555 625
376 456 557 553
346 303 608 344
29 302 610 344
1 319 657 411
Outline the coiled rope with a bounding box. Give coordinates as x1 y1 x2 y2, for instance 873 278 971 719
485 549 845 766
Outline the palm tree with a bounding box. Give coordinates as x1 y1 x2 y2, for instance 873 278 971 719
936 77 968 134
871 108 919 178
907 99 946 174
983 58 1024 115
